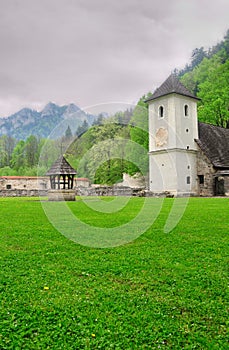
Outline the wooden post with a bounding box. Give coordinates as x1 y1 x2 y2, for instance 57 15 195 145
58 175 60 189
63 175 66 189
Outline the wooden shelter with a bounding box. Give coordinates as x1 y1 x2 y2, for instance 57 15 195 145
46 156 77 201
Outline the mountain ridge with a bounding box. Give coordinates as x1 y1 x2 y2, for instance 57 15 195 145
0 102 96 140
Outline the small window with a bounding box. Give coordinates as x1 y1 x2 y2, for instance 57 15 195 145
186 129 189 133
184 105 189 117
198 175 204 184
186 176 191 185
187 146 189 150
6 184 11 189
187 165 190 169
159 106 164 118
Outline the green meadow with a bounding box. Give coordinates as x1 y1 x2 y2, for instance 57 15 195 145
0 197 228 349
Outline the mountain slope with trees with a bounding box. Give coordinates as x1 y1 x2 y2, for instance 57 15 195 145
178 29 229 128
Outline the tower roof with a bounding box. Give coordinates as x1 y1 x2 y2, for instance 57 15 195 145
146 74 200 102
46 155 77 176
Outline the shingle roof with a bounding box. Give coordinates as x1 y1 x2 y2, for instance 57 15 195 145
197 122 229 168
146 74 200 102
46 156 77 175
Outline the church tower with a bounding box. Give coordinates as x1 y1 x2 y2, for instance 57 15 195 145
146 74 200 196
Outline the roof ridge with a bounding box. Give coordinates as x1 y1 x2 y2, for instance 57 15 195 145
146 74 200 102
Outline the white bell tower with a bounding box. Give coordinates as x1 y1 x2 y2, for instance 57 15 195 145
146 74 200 196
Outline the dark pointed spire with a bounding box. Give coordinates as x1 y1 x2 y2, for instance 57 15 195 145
146 74 200 102
46 155 77 176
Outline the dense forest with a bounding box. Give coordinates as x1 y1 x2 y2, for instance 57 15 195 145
178 29 229 128
0 30 229 183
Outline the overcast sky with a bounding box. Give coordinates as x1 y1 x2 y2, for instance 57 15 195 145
0 0 229 116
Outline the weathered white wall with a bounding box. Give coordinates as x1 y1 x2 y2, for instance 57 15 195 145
119 173 146 188
149 94 198 152
75 178 90 188
149 149 198 195
148 93 199 196
0 176 50 191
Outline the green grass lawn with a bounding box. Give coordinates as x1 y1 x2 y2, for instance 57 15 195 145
0 197 228 349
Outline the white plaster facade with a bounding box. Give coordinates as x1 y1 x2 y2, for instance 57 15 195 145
148 87 199 196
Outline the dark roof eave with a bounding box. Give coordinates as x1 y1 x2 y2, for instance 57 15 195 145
46 171 77 176
145 92 201 103
213 165 229 170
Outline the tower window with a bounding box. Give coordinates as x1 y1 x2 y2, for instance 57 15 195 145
184 105 189 117
198 175 204 184
186 176 191 185
159 106 164 118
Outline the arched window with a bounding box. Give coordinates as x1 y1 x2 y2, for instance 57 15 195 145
159 106 164 118
184 104 189 117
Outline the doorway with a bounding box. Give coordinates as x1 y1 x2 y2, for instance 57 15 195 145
215 177 225 196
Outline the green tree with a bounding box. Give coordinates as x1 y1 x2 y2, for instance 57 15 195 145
0 135 16 167
24 135 39 167
65 125 73 139
75 120 89 136
190 47 207 69
127 95 150 175
38 138 60 174
198 60 229 128
11 140 26 170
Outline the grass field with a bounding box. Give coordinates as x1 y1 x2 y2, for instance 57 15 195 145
0 197 228 349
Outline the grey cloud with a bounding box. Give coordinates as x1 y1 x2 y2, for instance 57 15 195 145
0 0 229 116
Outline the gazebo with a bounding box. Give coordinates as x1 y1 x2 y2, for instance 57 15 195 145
46 155 77 201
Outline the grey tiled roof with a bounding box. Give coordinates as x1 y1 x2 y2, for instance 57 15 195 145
197 122 229 168
146 74 200 102
46 156 77 175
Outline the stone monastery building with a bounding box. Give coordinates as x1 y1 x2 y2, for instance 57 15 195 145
146 74 229 197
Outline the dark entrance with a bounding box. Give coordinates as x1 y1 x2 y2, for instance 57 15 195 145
215 177 225 196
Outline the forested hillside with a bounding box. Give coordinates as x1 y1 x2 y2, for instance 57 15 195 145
0 30 229 181
178 29 229 128
66 98 149 184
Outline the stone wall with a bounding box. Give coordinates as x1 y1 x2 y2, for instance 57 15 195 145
48 190 75 201
76 185 144 197
0 189 47 197
75 178 90 187
0 176 50 191
224 176 229 196
0 176 91 197
119 173 147 188
196 146 216 196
